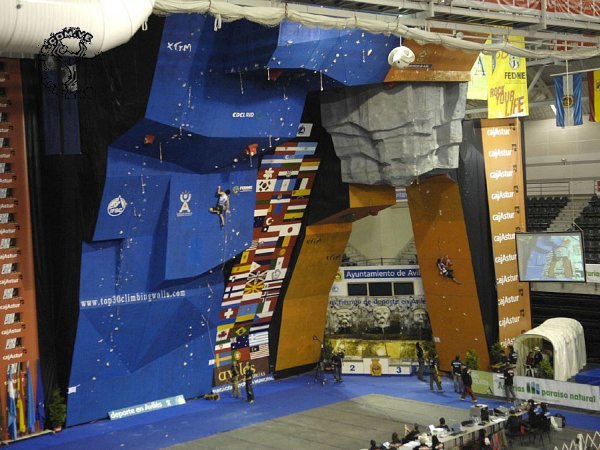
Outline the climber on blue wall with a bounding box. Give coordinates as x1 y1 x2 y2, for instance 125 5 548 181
209 185 230 228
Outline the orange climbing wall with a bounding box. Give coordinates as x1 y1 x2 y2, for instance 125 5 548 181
275 223 352 371
407 175 490 371
276 184 396 371
314 184 397 225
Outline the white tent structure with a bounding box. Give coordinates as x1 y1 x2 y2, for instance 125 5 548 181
513 318 586 382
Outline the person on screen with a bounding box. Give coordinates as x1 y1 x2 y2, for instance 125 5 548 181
547 238 573 278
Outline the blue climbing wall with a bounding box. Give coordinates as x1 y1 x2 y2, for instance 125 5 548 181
67 13 398 426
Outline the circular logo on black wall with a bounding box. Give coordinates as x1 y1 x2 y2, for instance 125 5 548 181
40 27 94 98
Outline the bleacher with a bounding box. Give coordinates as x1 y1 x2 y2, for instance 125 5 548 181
525 196 568 232
574 196 600 263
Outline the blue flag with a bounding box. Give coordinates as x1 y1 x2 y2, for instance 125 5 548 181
554 73 583 127
7 366 17 439
35 362 45 430
26 365 35 433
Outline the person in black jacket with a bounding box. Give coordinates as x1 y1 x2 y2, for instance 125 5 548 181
428 352 443 392
460 366 477 402
331 351 344 383
451 355 463 394
402 424 420 443
503 362 516 404
244 367 255 404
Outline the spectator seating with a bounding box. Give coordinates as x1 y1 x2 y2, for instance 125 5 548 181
573 195 600 263
525 196 567 232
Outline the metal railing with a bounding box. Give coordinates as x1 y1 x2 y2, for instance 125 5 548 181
527 181 571 197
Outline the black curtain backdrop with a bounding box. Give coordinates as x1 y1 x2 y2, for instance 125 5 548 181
25 17 165 395
457 120 498 347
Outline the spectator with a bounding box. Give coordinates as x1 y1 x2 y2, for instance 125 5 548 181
369 439 380 450
460 366 477 402
451 355 463 394
503 361 516 404
402 424 420 443
505 409 524 436
507 345 518 365
438 418 449 430
428 351 443 392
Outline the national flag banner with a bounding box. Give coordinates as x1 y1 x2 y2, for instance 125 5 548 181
261 156 303 165
249 331 269 346
291 143 317 156
253 207 269 217
216 324 234 342
36 362 45 430
232 347 250 362
219 306 239 322
256 299 275 320
283 211 304 221
243 279 264 297
250 324 269 333
250 344 270 359
17 369 26 433
267 223 302 236
231 264 252 274
265 267 287 281
260 167 276 179
7 366 17 439
257 179 276 192
270 196 292 205
588 70 600 122
299 161 319 171
276 179 293 192
215 342 231 352
554 73 583 127
231 335 249 349
214 351 232 367
26 364 35 433
286 203 307 211
236 302 259 322
292 189 311 197
277 170 299 179
263 279 283 291
232 325 250 337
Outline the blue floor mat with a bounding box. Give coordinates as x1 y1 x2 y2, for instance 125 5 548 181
9 374 600 450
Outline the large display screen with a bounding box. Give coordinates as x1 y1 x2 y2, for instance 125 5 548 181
516 232 586 282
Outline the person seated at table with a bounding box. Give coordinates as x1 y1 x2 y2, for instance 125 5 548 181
391 432 402 445
418 435 430 450
369 439 381 450
402 424 421 443
431 435 444 450
437 418 450 430
505 409 524 436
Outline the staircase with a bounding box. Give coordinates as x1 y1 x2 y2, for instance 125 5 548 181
546 194 592 232
342 243 367 265
396 238 418 265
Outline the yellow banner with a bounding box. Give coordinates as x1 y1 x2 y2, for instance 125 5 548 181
467 53 488 100
487 36 529 118
592 70 600 122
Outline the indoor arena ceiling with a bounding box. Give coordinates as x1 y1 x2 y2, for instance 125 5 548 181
184 0 600 120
